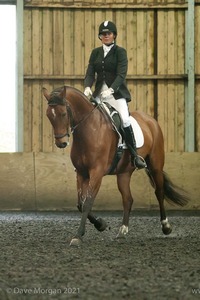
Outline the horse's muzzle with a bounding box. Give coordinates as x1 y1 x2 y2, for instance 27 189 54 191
54 132 70 148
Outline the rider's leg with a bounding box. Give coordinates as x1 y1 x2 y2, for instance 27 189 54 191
103 97 146 169
123 125 146 169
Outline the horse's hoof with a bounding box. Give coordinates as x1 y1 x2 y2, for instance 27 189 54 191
94 218 107 232
116 225 128 239
161 218 172 235
162 226 172 235
69 237 82 247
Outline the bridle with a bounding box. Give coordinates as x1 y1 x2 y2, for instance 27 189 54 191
54 132 70 140
48 99 71 141
48 97 99 141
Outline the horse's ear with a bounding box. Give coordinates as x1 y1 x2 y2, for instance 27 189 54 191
60 86 67 98
42 87 50 101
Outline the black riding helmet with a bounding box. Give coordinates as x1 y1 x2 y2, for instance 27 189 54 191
98 21 117 39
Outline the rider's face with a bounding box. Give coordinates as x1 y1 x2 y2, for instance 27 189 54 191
100 32 115 45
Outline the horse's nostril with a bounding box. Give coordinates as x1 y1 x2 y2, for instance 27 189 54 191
56 142 67 149
59 142 67 148
62 142 68 148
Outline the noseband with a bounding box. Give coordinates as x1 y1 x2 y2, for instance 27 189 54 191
54 132 70 139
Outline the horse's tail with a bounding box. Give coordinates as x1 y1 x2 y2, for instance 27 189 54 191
145 169 189 207
163 171 189 206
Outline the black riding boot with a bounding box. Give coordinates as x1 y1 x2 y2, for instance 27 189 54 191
124 125 146 169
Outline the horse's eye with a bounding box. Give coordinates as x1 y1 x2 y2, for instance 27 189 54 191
62 112 67 117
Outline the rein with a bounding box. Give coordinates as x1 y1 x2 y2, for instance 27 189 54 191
68 101 100 134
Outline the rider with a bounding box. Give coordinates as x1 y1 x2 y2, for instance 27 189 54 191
84 20 146 169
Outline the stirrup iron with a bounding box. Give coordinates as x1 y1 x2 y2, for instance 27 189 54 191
133 155 147 169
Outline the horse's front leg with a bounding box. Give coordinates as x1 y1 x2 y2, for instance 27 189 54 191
76 177 107 232
116 172 134 238
70 193 92 246
70 171 103 246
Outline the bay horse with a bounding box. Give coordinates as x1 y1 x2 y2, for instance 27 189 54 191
43 85 189 246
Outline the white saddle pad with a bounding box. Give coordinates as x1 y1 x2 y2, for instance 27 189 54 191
101 102 144 149
130 116 144 148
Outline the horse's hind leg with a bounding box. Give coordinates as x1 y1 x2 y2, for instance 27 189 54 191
147 168 172 235
77 205 107 232
116 172 134 238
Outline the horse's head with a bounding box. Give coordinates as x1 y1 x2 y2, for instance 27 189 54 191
43 86 70 148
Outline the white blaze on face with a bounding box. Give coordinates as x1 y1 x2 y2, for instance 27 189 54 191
52 108 56 117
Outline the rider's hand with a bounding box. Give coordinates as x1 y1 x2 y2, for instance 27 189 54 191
84 87 92 97
101 88 114 99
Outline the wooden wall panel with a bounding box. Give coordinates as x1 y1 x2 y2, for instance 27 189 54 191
157 10 185 75
157 81 185 152
0 153 36 210
196 82 200 151
53 9 64 75
157 9 185 152
42 9 53 75
195 7 200 151
0 152 199 210
32 9 42 75
63 10 75 76
24 9 32 76
74 10 85 75
23 2 199 153
126 11 137 75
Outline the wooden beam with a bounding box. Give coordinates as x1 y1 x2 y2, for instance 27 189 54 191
16 0 24 151
24 3 188 10
24 74 188 80
185 0 195 151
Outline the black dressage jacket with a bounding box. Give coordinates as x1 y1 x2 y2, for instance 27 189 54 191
84 44 131 102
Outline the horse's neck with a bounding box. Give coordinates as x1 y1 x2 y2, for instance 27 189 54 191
66 89 94 122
